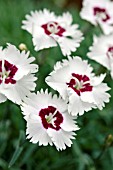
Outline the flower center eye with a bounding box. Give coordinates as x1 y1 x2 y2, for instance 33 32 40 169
108 46 113 53
67 73 93 96
39 106 63 131
0 60 18 84
47 22 60 34
107 46 113 58
41 21 65 37
93 7 110 22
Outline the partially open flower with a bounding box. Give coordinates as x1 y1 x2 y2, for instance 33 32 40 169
21 90 79 151
0 44 38 104
80 0 113 35
87 34 113 79
22 9 83 56
46 56 110 116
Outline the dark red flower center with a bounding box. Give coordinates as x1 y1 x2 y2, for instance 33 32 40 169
108 46 113 53
0 60 18 84
42 21 65 37
67 73 93 96
107 46 113 58
39 106 63 131
93 7 110 22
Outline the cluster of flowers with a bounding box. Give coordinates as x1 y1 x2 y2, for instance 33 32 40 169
1 0 113 151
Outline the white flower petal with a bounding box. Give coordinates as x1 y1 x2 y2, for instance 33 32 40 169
81 83 110 109
87 35 113 69
68 91 95 116
57 12 73 26
27 114 53 146
90 74 106 86
5 44 38 80
47 129 75 151
0 93 7 103
22 9 83 56
56 37 81 56
33 26 57 51
1 74 37 105
22 9 56 33
80 0 113 35
46 56 110 115
22 90 53 112
0 44 38 104
22 90 79 150
60 112 79 132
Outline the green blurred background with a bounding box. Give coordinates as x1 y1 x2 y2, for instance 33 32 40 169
0 0 113 169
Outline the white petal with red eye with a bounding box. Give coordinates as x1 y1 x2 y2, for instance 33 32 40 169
0 44 38 104
26 114 53 146
5 44 38 80
46 56 110 116
80 0 113 35
21 90 79 150
22 9 56 33
32 26 57 51
22 9 83 56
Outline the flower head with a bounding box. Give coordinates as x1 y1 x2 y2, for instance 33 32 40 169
21 90 79 151
0 44 38 104
22 9 83 56
46 56 110 116
88 34 113 79
80 0 113 35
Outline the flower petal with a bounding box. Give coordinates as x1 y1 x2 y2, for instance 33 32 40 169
56 37 81 56
27 114 53 146
1 74 37 105
22 9 56 33
33 26 57 51
60 112 79 132
0 93 7 103
81 83 110 110
68 90 95 116
47 129 75 151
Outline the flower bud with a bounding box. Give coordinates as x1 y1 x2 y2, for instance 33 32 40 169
19 43 27 51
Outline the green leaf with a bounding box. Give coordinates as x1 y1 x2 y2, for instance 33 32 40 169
8 131 25 168
8 146 23 168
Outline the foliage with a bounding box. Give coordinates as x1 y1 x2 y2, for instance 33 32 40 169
0 0 113 169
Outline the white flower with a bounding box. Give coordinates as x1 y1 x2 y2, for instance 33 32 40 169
80 0 113 35
46 56 110 116
0 44 38 104
21 89 79 151
88 34 113 79
22 9 83 56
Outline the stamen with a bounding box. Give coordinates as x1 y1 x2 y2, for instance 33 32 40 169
41 21 65 37
39 106 63 131
94 7 110 22
47 22 60 34
67 74 93 96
